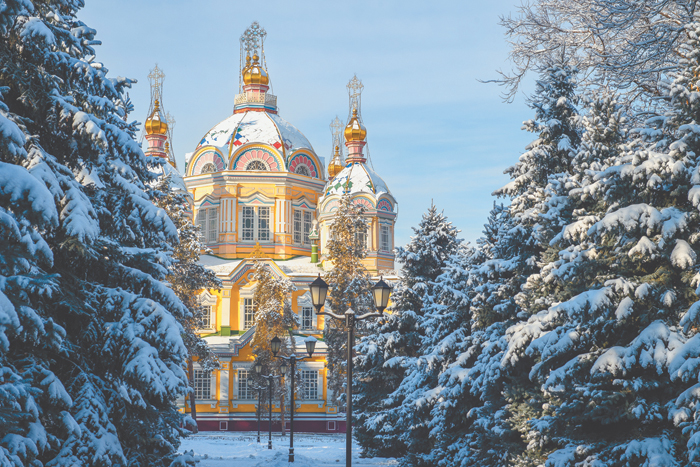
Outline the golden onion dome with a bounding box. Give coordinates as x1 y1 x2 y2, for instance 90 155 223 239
243 53 269 86
145 99 168 135
328 145 344 179
344 108 367 142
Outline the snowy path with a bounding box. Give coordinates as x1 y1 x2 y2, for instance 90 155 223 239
179 432 397 467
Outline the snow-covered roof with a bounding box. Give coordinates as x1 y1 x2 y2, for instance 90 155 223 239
197 255 243 275
193 111 315 161
161 162 188 194
198 254 326 277
323 162 390 198
276 255 326 275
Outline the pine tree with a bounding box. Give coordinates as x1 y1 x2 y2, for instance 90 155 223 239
249 261 297 434
0 3 191 466
353 203 460 459
425 203 519 467
392 242 475 467
411 64 581 467
323 192 374 408
504 19 700 465
151 173 222 431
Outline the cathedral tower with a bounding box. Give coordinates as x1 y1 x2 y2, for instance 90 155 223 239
184 22 326 259
317 76 398 272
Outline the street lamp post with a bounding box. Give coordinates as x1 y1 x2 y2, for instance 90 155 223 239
270 335 317 463
308 274 392 467
250 382 265 444
254 362 280 450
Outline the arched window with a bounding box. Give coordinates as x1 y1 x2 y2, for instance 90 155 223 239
201 162 216 174
246 160 268 171
295 165 311 176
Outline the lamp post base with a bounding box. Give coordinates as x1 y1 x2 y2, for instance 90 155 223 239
289 448 294 462
268 440 272 450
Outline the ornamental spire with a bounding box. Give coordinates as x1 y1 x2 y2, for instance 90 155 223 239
328 116 345 179
344 76 367 164
239 22 268 93
144 64 174 162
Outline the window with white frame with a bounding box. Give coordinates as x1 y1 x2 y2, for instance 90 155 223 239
300 370 318 400
243 298 255 329
293 210 302 244
258 207 270 241
193 370 211 400
355 229 367 252
380 225 391 252
301 306 313 330
242 206 254 241
238 369 253 400
304 211 312 244
293 210 313 245
199 305 213 329
197 207 218 244
241 206 270 242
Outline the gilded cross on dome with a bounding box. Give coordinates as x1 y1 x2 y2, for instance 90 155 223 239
240 22 266 56
148 64 165 105
330 116 344 156
347 75 364 120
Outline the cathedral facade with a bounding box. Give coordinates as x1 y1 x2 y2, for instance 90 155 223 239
144 23 397 432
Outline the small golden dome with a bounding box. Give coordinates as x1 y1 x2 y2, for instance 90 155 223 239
344 108 366 142
243 53 269 86
328 145 344 179
145 99 168 135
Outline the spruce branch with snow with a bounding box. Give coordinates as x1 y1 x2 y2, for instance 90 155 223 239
0 2 192 466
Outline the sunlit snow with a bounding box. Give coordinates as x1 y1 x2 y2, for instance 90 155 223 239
179 432 397 467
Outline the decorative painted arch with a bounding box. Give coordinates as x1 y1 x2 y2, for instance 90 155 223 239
230 145 283 172
288 151 321 178
322 199 340 213
189 148 226 176
353 196 375 210
377 199 393 212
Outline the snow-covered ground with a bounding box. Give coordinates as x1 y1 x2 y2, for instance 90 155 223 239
179 432 397 467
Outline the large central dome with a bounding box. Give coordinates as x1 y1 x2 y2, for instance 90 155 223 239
186 104 324 179
185 42 324 179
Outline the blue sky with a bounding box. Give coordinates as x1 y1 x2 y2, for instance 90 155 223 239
80 0 534 247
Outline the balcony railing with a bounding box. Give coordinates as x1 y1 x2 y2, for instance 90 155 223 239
234 92 277 108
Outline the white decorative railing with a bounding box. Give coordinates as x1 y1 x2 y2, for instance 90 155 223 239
234 92 277 108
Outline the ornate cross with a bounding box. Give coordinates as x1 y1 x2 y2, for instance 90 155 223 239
347 74 364 119
330 116 343 156
148 64 165 103
240 22 267 56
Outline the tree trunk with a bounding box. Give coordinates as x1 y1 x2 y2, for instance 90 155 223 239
188 358 198 433
280 393 286 436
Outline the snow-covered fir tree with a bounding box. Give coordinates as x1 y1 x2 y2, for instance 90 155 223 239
249 260 298 433
410 64 581 467
424 203 520 467
391 241 475 467
504 18 700 465
323 192 374 407
0 2 191 466
353 203 460 460
151 173 221 431
491 63 580 467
